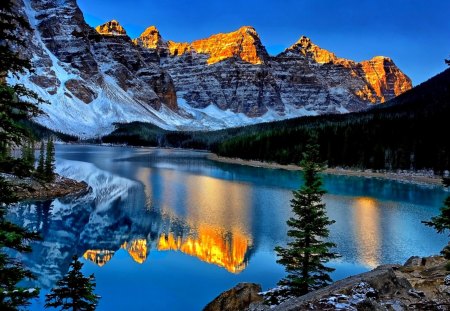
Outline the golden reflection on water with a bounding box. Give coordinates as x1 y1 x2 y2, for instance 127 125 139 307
83 240 148 266
352 197 380 268
158 172 253 273
83 168 253 273
136 167 153 207
121 239 148 264
158 226 250 273
83 250 115 267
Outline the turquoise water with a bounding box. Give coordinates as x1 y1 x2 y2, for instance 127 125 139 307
9 144 448 310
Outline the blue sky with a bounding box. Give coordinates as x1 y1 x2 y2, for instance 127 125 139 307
78 0 450 85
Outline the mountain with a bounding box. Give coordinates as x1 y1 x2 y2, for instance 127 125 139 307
212 68 450 172
103 68 450 172
11 0 412 137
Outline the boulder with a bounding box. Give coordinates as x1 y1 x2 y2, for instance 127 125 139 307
203 283 263 311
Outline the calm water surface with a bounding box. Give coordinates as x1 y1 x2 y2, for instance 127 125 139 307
9 144 449 310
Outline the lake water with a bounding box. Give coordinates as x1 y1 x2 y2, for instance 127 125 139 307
9 144 449 310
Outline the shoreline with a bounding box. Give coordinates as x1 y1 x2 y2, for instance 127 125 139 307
57 144 445 187
3 173 90 201
207 154 444 186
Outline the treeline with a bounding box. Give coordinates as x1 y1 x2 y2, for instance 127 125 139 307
20 119 79 142
217 69 450 172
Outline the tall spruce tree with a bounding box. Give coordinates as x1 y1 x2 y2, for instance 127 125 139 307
423 196 450 260
44 138 55 182
0 0 46 308
45 256 99 311
0 1 44 147
275 142 338 296
36 141 45 180
20 139 35 173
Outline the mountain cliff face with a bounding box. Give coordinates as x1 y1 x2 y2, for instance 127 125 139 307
286 36 412 103
11 0 180 136
158 30 412 117
12 0 412 137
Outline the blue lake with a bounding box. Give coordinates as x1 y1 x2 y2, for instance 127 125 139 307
9 144 449 310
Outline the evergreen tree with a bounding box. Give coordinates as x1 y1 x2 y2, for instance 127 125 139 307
45 256 99 311
44 138 55 182
423 196 450 260
20 139 35 174
36 141 45 180
0 178 41 309
0 0 46 308
0 1 45 148
275 142 339 296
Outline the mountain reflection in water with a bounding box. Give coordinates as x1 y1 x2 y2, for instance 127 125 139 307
6 145 449 311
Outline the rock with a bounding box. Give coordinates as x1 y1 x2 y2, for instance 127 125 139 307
203 283 263 311
246 256 450 311
160 29 412 118
95 20 127 36
2 173 90 201
444 274 450 286
65 79 96 104
407 289 425 298
133 26 169 57
10 0 178 136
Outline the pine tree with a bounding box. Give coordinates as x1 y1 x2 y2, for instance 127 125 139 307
0 1 45 148
45 256 100 311
44 138 55 182
20 139 35 174
423 196 450 260
0 0 46 308
36 141 45 180
0 178 41 309
275 142 339 296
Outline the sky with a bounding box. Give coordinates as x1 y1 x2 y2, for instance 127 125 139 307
77 0 450 85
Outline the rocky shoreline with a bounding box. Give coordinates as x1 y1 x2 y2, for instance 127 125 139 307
2 173 90 201
207 154 445 186
205 254 450 311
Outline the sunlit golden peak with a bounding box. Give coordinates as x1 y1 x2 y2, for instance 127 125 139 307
287 35 338 64
295 35 312 46
95 20 127 36
370 55 393 62
133 25 166 50
236 25 258 35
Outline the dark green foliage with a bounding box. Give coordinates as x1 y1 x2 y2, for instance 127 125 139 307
0 178 41 310
44 138 55 182
102 122 216 150
19 139 35 176
36 141 45 179
19 120 79 143
45 256 99 311
423 196 450 261
275 142 338 296
0 0 45 308
22 140 35 167
423 197 450 235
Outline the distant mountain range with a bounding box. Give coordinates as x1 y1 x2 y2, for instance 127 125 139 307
12 0 411 137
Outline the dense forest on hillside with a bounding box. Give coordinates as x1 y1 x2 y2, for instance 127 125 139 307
103 68 450 173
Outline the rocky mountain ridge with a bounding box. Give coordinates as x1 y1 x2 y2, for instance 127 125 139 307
12 0 412 137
